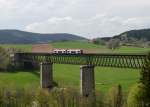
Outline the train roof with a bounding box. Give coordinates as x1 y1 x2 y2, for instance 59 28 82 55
53 49 83 51
53 49 66 51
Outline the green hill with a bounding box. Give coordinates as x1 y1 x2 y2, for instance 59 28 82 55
0 30 86 44
99 29 150 42
114 29 150 41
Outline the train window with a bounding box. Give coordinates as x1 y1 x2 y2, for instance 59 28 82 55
58 51 62 54
71 51 76 54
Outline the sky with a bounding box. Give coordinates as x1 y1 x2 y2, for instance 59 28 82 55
0 0 150 38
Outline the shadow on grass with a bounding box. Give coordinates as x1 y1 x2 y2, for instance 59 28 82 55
19 69 40 78
0 69 59 87
30 71 40 77
0 70 18 73
0 69 40 77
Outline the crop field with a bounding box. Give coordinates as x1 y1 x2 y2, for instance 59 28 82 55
0 41 149 92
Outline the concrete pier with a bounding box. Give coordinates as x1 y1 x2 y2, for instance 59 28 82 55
40 62 53 89
80 65 95 97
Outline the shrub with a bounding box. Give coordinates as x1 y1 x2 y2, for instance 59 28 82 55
105 84 123 107
0 85 128 107
127 84 147 107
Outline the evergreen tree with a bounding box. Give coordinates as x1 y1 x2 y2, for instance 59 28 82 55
139 53 150 106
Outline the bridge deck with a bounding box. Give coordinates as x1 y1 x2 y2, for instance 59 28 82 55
14 53 149 69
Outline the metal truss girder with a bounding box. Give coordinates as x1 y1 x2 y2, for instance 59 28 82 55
14 53 148 69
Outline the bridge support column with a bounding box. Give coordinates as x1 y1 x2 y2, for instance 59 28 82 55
40 62 53 89
80 65 95 97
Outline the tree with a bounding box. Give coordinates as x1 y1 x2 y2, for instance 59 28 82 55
0 47 10 70
91 39 106 45
107 39 120 50
0 47 23 71
139 53 150 106
127 53 150 107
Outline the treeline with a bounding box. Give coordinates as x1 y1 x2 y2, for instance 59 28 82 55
115 29 150 41
92 29 150 48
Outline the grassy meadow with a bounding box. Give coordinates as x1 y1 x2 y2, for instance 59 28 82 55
0 41 149 92
0 41 150 53
0 65 140 93
0 44 32 52
52 41 150 53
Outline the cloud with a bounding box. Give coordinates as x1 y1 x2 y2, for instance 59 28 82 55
25 16 84 35
48 17 72 24
25 15 150 38
0 0 150 38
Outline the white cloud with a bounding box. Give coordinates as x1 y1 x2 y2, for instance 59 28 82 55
48 17 72 24
25 16 83 35
0 0 150 38
25 15 150 38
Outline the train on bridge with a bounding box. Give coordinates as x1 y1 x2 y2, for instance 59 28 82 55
52 49 83 54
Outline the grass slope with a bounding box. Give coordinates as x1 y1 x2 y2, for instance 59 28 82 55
0 44 32 52
0 41 149 53
52 41 104 49
0 71 39 88
54 64 140 92
52 41 150 53
0 64 140 92
115 46 150 53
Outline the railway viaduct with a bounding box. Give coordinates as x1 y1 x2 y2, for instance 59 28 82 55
12 53 148 97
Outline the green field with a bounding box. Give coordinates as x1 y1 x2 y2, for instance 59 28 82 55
0 64 140 92
52 41 150 53
0 44 32 52
0 41 149 92
0 41 149 53
52 41 104 49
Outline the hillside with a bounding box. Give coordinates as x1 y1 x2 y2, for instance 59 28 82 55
0 30 86 44
1 41 149 53
100 29 150 42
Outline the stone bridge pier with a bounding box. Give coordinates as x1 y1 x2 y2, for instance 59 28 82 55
40 62 95 97
40 62 53 89
80 65 95 97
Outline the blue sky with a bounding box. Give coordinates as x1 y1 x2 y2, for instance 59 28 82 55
0 0 150 38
